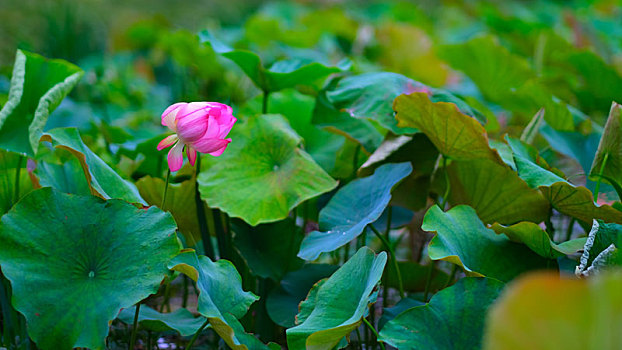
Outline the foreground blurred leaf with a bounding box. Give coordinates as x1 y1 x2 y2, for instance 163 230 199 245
484 271 622 350
286 247 387 350
0 188 179 350
590 102 622 197
170 251 276 350
423 205 549 282
298 162 412 260
0 50 83 156
266 264 338 328
201 31 349 92
40 127 145 204
198 114 337 226
379 278 504 350
117 305 204 337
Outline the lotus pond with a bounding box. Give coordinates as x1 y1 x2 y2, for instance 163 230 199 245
1 1 622 349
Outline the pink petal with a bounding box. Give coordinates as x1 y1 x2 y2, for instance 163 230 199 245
217 116 237 139
176 112 209 143
209 140 231 157
186 146 197 166
191 137 230 154
157 134 179 151
167 141 185 172
177 102 210 121
161 103 186 130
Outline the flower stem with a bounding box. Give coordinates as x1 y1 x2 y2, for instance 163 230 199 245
186 318 210 349
129 303 141 350
13 155 23 205
439 156 450 209
369 225 404 299
593 152 609 202
382 206 392 307
362 317 386 350
161 169 171 210
262 90 269 114
194 156 215 259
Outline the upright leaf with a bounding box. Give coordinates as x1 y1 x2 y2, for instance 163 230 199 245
169 251 273 350
298 162 412 260
0 50 83 156
286 247 387 350
379 278 504 350
198 115 337 226
201 31 348 92
0 188 179 350
590 102 622 197
40 127 145 204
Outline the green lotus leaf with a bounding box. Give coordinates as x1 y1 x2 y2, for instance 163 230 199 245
484 271 622 350
541 183 622 224
439 36 573 130
241 90 345 174
198 114 337 226
576 220 622 276
136 175 208 246
266 264 338 328
540 124 602 176
312 82 385 153
505 135 567 188
0 150 34 214
0 188 180 350
394 92 501 162
0 50 83 156
34 158 91 196
448 158 550 224
590 102 622 197
117 305 205 337
505 135 622 224
566 52 622 114
324 72 485 135
40 127 145 204
378 277 504 350
298 162 412 260
200 31 349 92
491 222 586 259
423 205 549 282
286 247 387 350
169 250 265 350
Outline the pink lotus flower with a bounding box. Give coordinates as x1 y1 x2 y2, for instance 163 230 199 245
157 102 237 172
